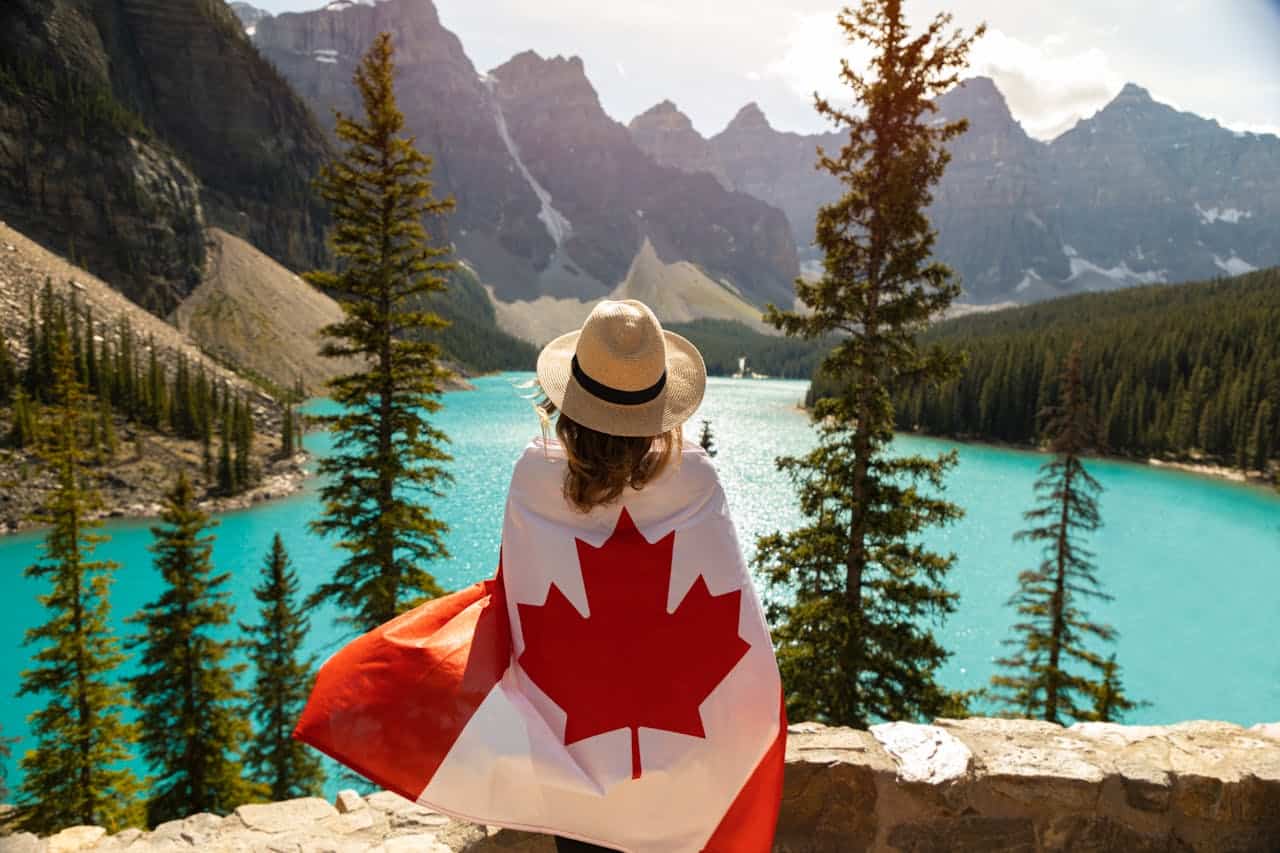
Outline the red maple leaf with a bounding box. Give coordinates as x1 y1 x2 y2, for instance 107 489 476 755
516 508 750 780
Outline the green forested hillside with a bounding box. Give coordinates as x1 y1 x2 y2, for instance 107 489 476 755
420 265 538 373
878 268 1280 472
665 319 826 378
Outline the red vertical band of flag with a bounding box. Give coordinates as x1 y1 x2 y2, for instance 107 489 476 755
701 693 787 852
292 571 511 803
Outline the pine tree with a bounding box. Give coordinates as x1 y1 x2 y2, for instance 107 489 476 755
233 396 254 488
305 32 457 634
697 419 718 457
1090 655 1141 723
15 326 140 834
990 341 1139 724
217 416 236 496
241 535 324 800
84 309 98 395
1247 400 1273 474
10 388 38 448
127 473 261 825
281 404 296 458
98 395 117 462
0 332 16 403
0 723 16 803
752 0 981 726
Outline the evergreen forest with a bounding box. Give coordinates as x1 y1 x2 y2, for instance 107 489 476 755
808 267 1280 476
0 282 270 497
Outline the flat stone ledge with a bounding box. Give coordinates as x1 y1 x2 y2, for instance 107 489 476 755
4 718 1278 852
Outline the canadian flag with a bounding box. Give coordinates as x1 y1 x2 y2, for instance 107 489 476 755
295 440 785 852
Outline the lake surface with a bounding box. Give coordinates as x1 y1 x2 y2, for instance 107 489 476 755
2 373 1279 793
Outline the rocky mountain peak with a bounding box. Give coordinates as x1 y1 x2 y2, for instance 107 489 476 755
937 76 1018 129
489 51 600 111
1117 82 1154 102
724 102 772 134
628 100 728 188
229 2 271 32
1088 82 1168 126
629 100 697 134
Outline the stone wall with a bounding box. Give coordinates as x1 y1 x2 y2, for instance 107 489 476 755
4 718 1278 853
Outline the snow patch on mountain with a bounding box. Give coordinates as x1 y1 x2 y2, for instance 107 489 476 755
1195 203 1252 225
1014 270 1043 293
481 76 572 252
1214 255 1258 276
325 0 387 10
1067 256 1166 286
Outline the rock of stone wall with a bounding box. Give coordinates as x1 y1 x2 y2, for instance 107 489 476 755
6 718 1278 852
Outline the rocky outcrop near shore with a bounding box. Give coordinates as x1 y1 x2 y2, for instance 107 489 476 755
7 717 1278 852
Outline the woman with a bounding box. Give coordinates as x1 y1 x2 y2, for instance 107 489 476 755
296 300 785 853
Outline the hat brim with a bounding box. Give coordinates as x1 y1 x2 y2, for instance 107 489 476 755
536 329 707 437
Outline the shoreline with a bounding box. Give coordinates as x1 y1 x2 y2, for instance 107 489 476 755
923 433 1276 489
792 405 1275 490
0 453 313 538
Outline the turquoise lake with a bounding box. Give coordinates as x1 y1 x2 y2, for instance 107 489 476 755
2 373 1279 792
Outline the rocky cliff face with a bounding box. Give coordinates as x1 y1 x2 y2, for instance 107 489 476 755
928 77 1065 303
0 0 329 314
0 0 205 312
708 103 844 253
488 51 799 307
630 78 1280 304
627 100 731 188
10 717 1280 852
254 0 799 308
229 1 271 34
1044 83 1280 296
255 0 560 301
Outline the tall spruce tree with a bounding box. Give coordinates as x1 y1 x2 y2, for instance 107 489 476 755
305 32 456 633
241 535 324 799
15 327 140 834
0 723 15 803
0 333 16 403
753 0 982 726
128 473 261 824
990 341 1139 723
10 388 37 448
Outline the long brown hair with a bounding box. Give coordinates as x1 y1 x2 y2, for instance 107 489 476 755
541 401 681 512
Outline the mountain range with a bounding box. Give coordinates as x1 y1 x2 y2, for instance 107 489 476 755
252 0 798 318
242 0 1280 315
2 0 1277 364
630 78 1280 304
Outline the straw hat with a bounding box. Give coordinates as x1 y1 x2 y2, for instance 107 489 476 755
536 299 706 437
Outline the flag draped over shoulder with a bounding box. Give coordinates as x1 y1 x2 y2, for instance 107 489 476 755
294 439 785 852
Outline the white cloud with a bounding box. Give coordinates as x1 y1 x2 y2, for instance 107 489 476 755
762 16 1126 140
966 28 1124 139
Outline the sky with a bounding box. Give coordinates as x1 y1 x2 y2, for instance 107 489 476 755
252 0 1280 140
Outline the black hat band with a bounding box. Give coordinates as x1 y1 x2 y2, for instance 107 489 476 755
571 355 667 406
